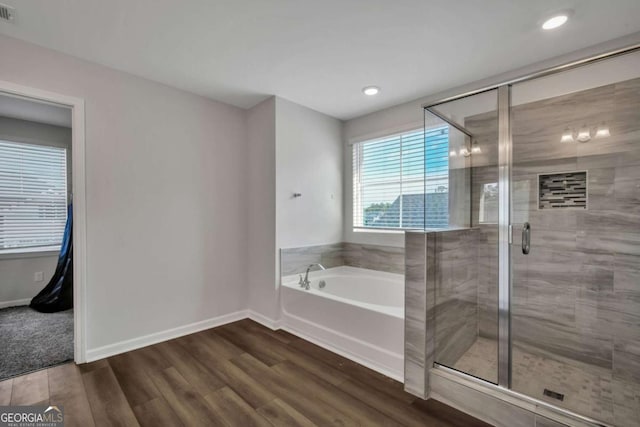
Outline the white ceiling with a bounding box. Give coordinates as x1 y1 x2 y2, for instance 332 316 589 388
0 94 71 127
1 0 640 120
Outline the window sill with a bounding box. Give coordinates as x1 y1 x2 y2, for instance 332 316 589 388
353 228 408 234
0 246 61 260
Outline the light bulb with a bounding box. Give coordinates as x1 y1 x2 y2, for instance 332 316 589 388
560 128 574 143
459 148 471 157
595 124 610 138
449 150 457 157
471 144 481 154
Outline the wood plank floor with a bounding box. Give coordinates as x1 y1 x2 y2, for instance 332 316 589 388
0 319 490 427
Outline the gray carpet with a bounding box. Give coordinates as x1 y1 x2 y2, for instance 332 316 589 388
0 306 73 380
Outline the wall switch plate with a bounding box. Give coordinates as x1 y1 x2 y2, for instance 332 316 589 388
34 271 44 282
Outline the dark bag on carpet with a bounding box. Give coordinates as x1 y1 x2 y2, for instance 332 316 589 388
30 203 73 313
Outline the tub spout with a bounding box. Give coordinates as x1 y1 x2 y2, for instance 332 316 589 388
302 263 325 290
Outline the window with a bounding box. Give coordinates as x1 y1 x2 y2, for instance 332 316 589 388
352 127 449 230
0 140 68 251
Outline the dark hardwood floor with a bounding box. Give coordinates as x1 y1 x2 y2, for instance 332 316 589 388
0 319 490 426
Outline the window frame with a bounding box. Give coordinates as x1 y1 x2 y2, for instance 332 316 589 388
351 125 449 232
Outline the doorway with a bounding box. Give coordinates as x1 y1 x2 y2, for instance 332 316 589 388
0 80 86 379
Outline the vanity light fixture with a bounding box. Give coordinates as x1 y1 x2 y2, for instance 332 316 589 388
362 86 380 96
560 123 610 143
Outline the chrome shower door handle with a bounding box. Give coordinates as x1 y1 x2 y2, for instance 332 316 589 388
522 222 531 255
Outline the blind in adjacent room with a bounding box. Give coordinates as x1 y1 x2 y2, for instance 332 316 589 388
352 127 449 230
0 140 68 250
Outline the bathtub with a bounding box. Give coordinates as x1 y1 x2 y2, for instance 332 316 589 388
280 266 404 380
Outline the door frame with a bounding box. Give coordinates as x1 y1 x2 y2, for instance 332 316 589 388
0 80 87 363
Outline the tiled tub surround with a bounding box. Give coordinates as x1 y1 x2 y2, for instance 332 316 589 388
280 243 344 276
280 242 404 276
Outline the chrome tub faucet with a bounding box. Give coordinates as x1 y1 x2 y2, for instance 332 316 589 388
298 263 325 290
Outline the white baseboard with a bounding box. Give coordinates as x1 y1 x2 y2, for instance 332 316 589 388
84 308 404 387
0 298 31 309
247 310 283 330
85 309 248 362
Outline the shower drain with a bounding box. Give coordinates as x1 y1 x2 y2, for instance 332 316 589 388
543 388 565 401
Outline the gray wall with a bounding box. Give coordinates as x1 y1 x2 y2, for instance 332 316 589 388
247 96 345 323
275 97 343 250
0 116 71 147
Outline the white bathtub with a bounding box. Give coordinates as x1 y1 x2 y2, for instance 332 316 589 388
280 266 404 380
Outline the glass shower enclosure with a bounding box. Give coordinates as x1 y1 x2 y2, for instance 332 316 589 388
422 47 640 426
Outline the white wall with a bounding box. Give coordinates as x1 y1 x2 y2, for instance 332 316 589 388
275 97 343 250
0 116 72 306
246 96 343 323
0 35 248 350
0 37 343 346
246 97 278 321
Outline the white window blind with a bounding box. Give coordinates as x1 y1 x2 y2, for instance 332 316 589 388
352 127 449 230
0 140 68 251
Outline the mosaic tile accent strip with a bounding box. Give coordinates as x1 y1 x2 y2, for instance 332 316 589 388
538 171 587 210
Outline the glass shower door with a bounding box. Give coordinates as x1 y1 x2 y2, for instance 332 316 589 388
424 89 501 384
510 51 640 426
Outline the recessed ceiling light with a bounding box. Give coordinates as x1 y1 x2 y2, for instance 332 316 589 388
542 14 568 30
362 86 380 96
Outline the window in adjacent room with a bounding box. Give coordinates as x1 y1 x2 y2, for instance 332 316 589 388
352 127 449 230
0 140 68 251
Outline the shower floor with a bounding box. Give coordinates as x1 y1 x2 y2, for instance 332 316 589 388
451 337 640 427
